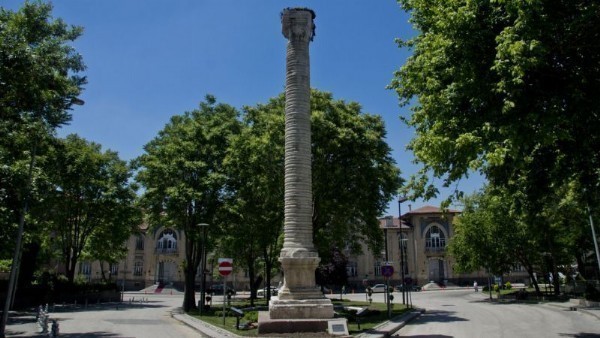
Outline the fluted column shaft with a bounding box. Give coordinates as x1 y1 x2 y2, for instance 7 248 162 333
282 10 315 254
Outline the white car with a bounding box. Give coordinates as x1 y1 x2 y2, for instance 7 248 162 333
257 286 278 297
370 284 388 293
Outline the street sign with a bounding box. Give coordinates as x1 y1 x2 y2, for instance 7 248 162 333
218 258 233 276
381 265 394 278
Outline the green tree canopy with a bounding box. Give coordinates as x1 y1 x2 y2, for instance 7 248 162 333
134 95 241 311
38 134 139 283
221 90 401 278
450 182 592 295
222 99 285 302
0 1 86 258
391 0 600 206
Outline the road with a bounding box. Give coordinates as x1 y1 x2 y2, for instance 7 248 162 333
389 290 599 338
10 290 598 337
6 292 204 338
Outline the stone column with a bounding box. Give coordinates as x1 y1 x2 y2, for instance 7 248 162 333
269 7 333 320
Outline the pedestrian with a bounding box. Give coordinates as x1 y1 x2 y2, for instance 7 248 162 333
473 281 478 292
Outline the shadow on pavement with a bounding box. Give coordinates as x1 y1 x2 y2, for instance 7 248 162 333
398 335 453 338
6 312 36 325
50 332 131 337
50 301 168 313
559 334 600 338
409 310 469 324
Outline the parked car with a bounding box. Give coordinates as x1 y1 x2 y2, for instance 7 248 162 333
370 284 388 293
209 284 236 295
394 284 422 292
257 286 278 297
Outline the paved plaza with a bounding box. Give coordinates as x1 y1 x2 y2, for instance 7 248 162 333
4 289 600 337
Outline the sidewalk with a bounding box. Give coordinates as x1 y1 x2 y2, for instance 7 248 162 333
544 299 600 321
3 310 47 337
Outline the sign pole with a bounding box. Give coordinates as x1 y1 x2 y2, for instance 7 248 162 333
222 274 226 325
217 257 233 326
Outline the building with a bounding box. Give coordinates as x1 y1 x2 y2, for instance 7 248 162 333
73 205 528 290
345 205 529 288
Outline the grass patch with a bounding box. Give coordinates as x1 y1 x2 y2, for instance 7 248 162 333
189 297 412 336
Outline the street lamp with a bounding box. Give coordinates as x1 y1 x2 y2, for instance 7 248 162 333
398 196 408 305
197 223 209 317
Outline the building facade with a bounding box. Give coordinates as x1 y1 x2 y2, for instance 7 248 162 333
74 205 528 291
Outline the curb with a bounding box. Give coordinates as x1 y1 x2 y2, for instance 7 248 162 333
354 308 425 338
544 303 600 321
171 307 425 338
171 308 242 338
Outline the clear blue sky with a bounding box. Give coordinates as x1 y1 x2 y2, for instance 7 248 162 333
5 0 484 214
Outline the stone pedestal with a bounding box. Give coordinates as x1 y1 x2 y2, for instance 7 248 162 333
257 311 334 335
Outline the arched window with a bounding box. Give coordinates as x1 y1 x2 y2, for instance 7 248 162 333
157 229 177 253
425 225 446 251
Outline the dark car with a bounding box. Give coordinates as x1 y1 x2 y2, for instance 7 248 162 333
394 284 421 292
209 284 236 295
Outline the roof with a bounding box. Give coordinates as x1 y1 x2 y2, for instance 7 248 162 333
378 216 411 230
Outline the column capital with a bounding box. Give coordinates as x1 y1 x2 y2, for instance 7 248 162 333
281 8 316 42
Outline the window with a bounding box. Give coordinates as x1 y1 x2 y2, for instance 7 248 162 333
398 233 409 275
134 261 143 276
80 262 92 275
110 263 118 275
346 261 357 277
374 261 382 276
157 229 177 253
425 225 446 251
136 235 145 250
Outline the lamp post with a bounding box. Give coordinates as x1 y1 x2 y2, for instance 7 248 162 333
398 196 408 305
197 223 209 317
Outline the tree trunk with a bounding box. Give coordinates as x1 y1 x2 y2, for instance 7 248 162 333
66 255 77 283
264 249 272 302
247 256 256 307
183 232 200 312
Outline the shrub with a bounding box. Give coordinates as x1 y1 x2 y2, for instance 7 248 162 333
584 284 600 302
0 259 11 273
493 284 500 292
504 282 512 290
243 311 258 323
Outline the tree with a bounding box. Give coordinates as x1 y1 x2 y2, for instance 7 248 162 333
221 90 401 285
0 0 86 259
222 101 285 303
391 0 600 208
1 2 85 334
315 248 349 293
134 95 241 312
38 134 139 283
449 187 541 291
450 182 592 295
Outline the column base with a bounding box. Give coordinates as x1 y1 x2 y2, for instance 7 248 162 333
268 298 334 319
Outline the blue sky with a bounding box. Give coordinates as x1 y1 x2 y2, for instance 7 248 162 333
4 0 484 215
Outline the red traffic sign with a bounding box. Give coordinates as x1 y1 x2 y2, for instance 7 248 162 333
218 260 232 276
381 265 394 278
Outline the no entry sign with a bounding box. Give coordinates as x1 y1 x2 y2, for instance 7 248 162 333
218 258 233 276
381 265 394 278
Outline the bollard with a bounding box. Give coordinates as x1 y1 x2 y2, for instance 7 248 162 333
51 319 59 338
